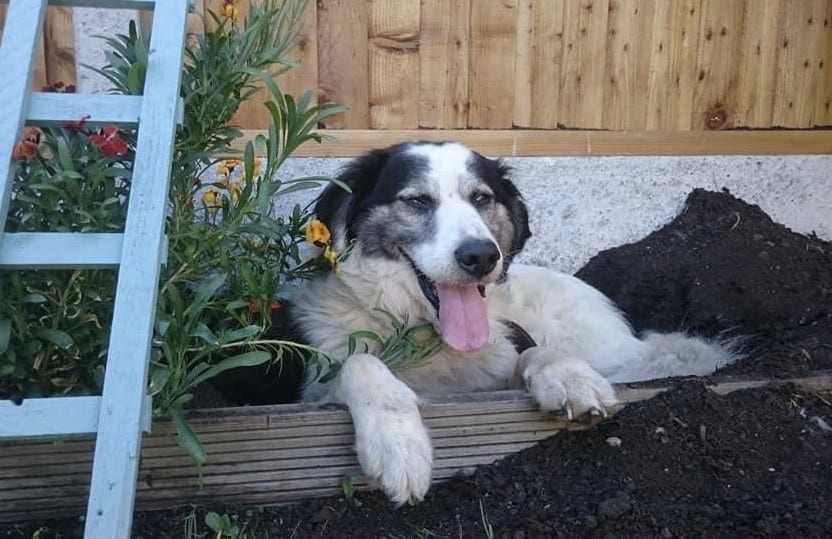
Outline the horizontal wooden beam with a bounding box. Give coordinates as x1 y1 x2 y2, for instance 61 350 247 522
0 232 168 269
1 371 830 521
0 395 152 439
231 129 832 157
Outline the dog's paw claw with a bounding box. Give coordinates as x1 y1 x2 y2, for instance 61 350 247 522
522 351 618 420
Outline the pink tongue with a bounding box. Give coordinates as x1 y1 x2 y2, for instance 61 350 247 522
436 284 489 352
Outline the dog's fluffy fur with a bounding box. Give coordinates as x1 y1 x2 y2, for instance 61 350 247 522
291 142 737 504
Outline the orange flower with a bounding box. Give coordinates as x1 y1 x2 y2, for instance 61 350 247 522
305 219 331 246
12 127 42 160
201 188 221 207
220 0 240 21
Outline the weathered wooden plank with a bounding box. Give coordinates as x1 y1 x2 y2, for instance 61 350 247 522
468 0 518 128
559 0 610 128
816 0 832 126
316 0 369 128
1 373 830 521
690 0 746 129
83 1 189 536
0 0 47 253
602 0 655 130
418 0 470 128
231 129 832 157
367 0 420 128
513 0 563 128
772 0 830 127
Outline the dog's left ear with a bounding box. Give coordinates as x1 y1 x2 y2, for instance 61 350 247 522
492 159 532 266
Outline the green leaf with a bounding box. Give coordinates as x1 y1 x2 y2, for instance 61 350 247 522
148 367 171 396
205 512 223 533
36 329 74 349
21 294 47 304
171 407 207 472
0 319 10 355
187 351 271 389
192 323 219 346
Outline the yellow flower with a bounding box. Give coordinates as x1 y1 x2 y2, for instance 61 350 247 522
322 245 339 272
201 188 221 207
305 219 331 245
220 0 240 20
217 164 229 176
217 175 230 188
229 181 243 202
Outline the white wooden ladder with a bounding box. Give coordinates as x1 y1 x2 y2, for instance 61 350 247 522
0 1 189 537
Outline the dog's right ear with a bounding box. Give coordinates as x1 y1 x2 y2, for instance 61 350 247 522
313 147 391 246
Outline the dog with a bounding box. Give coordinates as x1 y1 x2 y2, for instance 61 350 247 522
290 141 737 505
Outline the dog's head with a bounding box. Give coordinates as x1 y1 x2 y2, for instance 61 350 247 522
314 141 531 352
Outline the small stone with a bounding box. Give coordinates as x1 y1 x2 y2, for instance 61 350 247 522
583 515 598 529
758 250 770 260
605 436 622 448
752 234 764 241
598 497 632 520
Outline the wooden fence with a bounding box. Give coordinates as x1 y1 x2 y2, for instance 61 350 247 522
207 0 832 132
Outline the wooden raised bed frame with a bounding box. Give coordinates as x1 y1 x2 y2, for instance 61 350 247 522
1 372 831 522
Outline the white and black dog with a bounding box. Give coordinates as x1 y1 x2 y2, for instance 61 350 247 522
291 141 736 505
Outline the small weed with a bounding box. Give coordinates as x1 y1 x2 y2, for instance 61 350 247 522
479 499 495 539
205 511 240 539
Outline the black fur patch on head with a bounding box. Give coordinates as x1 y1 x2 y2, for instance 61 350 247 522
468 154 532 271
313 143 429 250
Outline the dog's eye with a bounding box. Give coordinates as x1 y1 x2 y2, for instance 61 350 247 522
400 195 433 209
472 192 494 208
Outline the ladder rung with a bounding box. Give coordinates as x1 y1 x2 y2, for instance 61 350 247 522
26 93 185 127
0 232 168 269
27 93 142 127
39 1 159 9
0 395 152 439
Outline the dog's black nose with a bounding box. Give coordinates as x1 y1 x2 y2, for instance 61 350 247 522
455 239 500 278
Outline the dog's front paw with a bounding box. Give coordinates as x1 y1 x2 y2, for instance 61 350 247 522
353 406 433 505
520 348 618 419
338 354 433 505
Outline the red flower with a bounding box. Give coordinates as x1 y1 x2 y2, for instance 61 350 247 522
63 115 90 132
41 81 76 94
88 125 128 157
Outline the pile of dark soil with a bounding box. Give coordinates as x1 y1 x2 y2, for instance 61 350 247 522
3 189 831 537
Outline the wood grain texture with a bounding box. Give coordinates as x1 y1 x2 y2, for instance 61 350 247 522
230 129 832 157
818 1 832 126
691 0 746 129
368 0 420 128
278 0 319 105
3 372 830 521
733 0 780 128
468 0 518 128
603 0 654 129
418 0 470 128
317 0 369 128
559 0 610 128
43 6 75 86
645 0 702 129
772 0 830 127
513 0 563 128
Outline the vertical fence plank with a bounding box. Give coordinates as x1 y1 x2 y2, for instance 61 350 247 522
468 0 518 128
418 0 470 128
513 0 563 128
772 0 829 127
691 0 746 129
645 0 701 130
816 1 832 126
43 6 76 86
733 0 780 128
278 0 319 106
602 0 654 129
368 0 420 128
317 0 369 128
559 0 610 129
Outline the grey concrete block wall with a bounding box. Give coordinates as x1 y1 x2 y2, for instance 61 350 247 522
74 9 832 274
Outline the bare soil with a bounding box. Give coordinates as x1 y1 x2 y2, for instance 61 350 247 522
3 190 832 538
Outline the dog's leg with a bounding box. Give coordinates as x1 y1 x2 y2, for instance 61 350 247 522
516 347 619 419
333 353 433 505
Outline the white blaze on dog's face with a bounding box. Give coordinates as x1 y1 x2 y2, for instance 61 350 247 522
313 142 531 353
